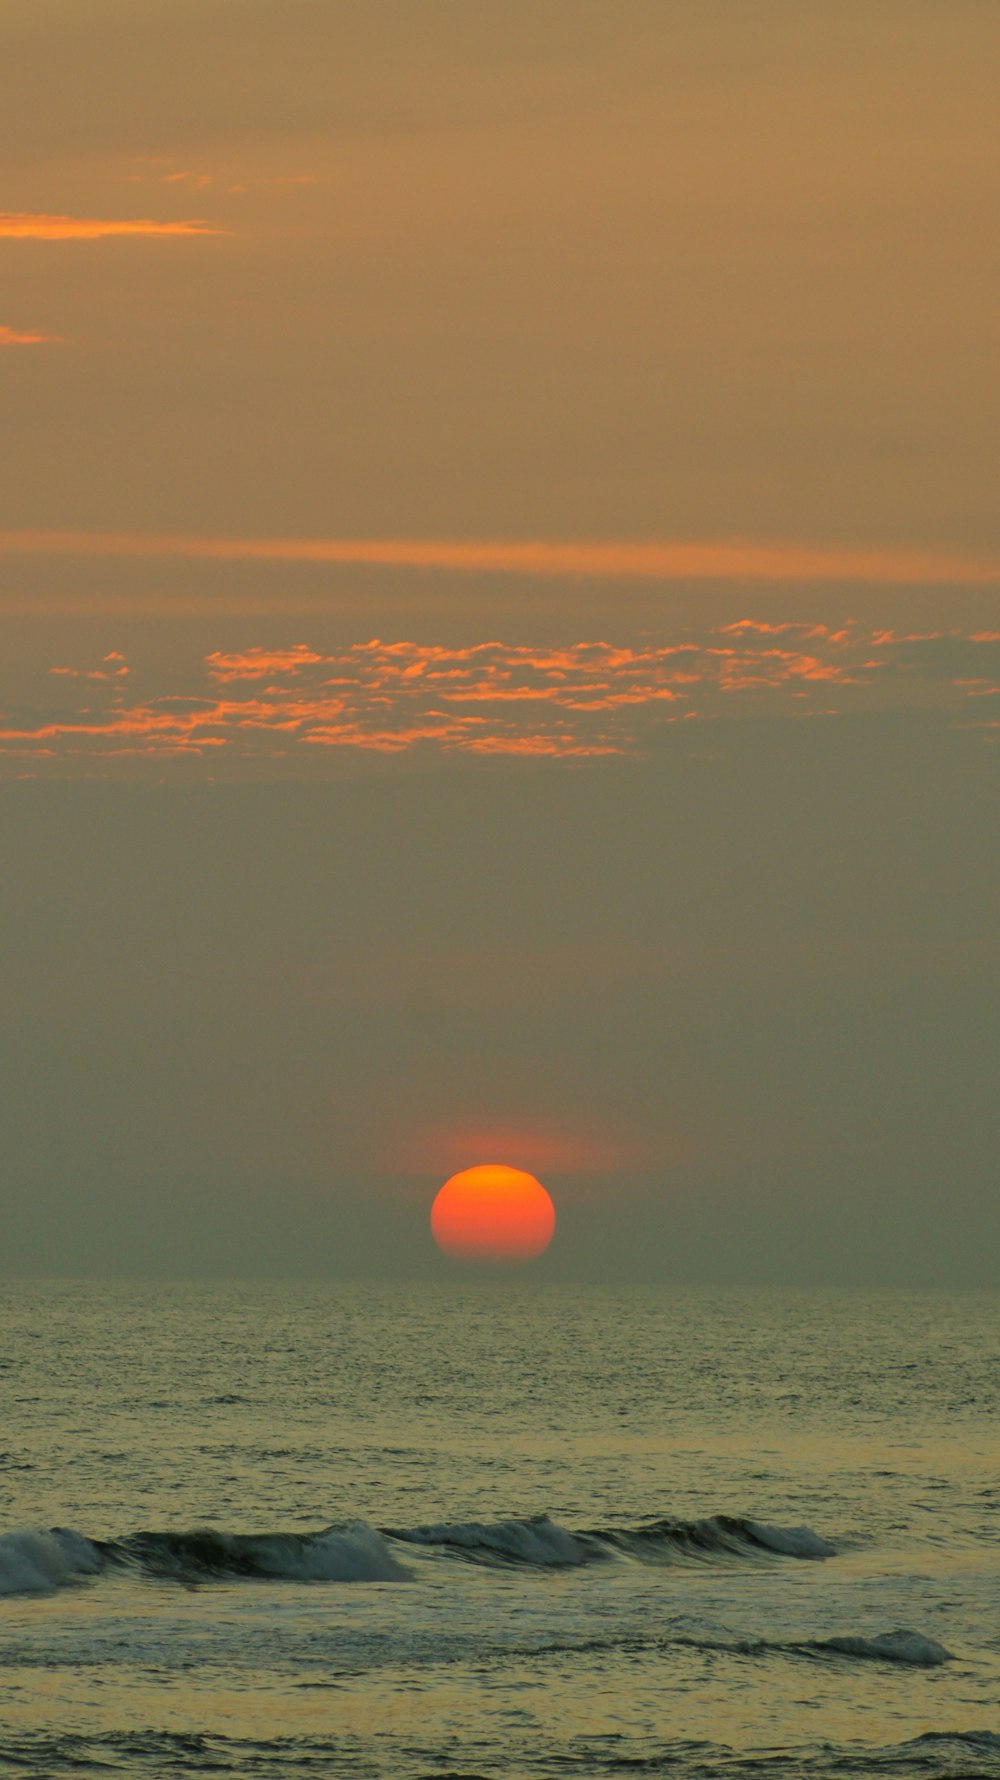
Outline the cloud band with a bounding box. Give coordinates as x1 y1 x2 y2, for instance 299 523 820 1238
0 532 997 585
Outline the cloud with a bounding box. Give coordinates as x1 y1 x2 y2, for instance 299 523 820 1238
49 652 129 682
206 646 327 683
5 626 998 774
125 161 318 194
206 640 704 717
0 214 227 240
161 171 214 190
0 323 62 345
0 532 997 586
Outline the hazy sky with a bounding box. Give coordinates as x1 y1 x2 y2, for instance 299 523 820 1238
1 1 997 1281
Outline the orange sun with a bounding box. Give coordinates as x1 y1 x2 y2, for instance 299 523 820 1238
431 1164 556 1262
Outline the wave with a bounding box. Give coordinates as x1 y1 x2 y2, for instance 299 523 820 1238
392 1511 835 1568
742 1518 837 1558
0 1524 409 1594
687 1628 954 1669
391 1513 591 1567
100 1524 411 1584
911 1729 1000 1752
0 1508 835 1595
1 1730 995 1780
588 1514 837 1564
809 1629 954 1666
0 1528 102 1596
520 1627 955 1670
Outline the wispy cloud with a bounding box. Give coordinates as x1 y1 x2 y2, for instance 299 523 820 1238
207 646 326 682
49 652 129 682
0 531 997 586
0 323 62 345
205 634 870 717
161 171 214 190
125 159 317 195
0 214 227 240
5 626 998 775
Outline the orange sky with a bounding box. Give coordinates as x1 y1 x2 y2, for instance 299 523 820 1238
2 0 998 561
0 2 997 1280
2 1 996 768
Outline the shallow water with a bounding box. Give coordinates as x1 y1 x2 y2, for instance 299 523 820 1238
1 1282 997 1777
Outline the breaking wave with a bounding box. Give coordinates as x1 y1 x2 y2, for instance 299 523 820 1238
392 1511 835 1567
0 1508 835 1595
517 1627 955 1669
590 1513 836 1563
0 1524 409 1594
671 1628 955 1669
391 1513 590 1567
0 1528 102 1596
810 1629 954 1666
100 1524 411 1584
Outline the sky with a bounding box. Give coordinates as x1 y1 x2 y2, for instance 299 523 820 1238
1 0 997 1282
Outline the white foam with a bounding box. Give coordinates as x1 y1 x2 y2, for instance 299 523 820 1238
0 1528 102 1596
745 1520 837 1559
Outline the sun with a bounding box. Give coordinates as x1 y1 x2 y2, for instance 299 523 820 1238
431 1164 556 1262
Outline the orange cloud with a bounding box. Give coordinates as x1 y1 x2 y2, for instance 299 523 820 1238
708 645 863 693
0 531 997 586
7 624 998 775
125 161 317 195
0 214 226 240
0 323 62 345
460 733 622 756
49 652 129 681
161 172 214 190
302 717 482 753
202 640 701 718
719 619 840 640
206 646 327 683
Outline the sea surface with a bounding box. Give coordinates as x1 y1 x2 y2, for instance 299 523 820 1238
0 1282 997 1779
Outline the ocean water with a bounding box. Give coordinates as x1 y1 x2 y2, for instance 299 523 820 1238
0 1282 997 1779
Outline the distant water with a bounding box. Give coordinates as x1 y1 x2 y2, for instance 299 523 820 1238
1 1282 997 1779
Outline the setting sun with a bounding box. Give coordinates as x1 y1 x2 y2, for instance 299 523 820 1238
430 1165 556 1262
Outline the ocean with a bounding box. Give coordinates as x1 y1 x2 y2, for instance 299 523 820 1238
1 1281 997 1778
